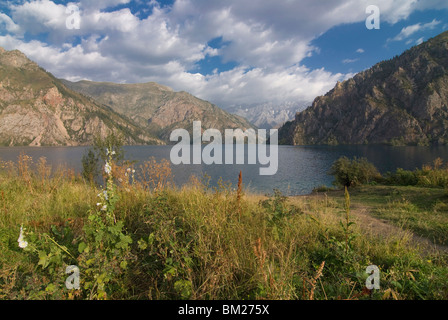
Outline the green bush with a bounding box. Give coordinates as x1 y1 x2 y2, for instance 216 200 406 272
383 158 448 188
328 156 381 188
383 168 419 186
312 185 336 193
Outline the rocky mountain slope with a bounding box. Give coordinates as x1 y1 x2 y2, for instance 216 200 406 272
0 47 162 146
279 31 448 146
62 80 255 142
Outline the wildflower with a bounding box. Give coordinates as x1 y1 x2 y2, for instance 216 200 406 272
101 205 107 211
96 202 101 207
103 190 108 200
105 162 112 175
17 225 28 249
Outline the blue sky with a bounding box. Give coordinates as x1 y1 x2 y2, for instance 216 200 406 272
0 0 447 109
304 9 448 75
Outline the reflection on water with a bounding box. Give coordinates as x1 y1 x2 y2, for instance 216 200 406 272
2 145 448 195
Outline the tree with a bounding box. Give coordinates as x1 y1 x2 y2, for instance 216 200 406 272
81 149 100 183
81 131 125 184
93 131 125 165
328 156 381 188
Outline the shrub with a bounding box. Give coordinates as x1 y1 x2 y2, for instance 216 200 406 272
383 158 448 188
328 156 381 188
312 185 336 193
383 168 419 186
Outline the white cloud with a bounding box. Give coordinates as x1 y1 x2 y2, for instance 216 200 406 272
356 48 365 54
165 65 348 107
0 13 22 35
10 0 67 34
390 19 441 42
342 58 359 64
415 37 425 45
78 0 132 11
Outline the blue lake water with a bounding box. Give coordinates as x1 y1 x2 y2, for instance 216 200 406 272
2 145 448 195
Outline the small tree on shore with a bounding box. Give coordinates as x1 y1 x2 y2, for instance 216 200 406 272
81 131 125 184
329 156 381 188
81 149 100 183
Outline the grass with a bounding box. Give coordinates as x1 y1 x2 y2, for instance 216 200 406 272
1 154 448 300
341 185 448 246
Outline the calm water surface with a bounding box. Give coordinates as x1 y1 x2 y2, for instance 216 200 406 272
2 145 448 195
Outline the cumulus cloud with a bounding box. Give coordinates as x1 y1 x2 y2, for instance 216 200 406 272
10 0 67 34
166 65 348 107
0 0 441 108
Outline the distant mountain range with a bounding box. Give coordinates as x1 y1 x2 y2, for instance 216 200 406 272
227 101 307 129
61 79 253 142
0 47 253 146
279 31 448 146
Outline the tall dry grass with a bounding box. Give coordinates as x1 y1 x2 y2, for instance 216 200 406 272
1 154 448 300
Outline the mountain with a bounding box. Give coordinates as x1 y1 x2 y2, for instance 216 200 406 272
228 101 306 129
278 31 448 146
0 47 162 146
61 80 255 142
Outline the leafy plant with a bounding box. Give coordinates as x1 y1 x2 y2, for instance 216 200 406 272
327 187 358 260
77 147 133 299
329 156 381 188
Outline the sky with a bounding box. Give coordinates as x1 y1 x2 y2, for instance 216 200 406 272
0 0 447 110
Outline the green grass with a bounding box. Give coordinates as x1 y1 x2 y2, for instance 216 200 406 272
340 185 448 246
1 156 448 300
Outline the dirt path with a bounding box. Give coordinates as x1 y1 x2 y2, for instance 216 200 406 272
294 192 448 254
350 203 448 254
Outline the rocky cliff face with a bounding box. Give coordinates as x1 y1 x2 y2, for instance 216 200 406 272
62 80 255 142
0 48 161 146
279 31 448 146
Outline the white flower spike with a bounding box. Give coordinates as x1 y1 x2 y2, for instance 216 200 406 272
18 225 28 249
105 163 112 175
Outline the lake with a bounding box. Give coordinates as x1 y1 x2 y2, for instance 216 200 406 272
1 145 448 195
